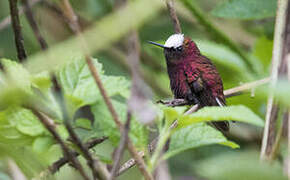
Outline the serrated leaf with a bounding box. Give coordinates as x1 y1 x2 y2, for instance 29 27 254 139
211 0 277 20
179 105 264 128
0 107 45 137
91 99 147 149
57 56 130 114
163 123 239 159
0 108 33 145
13 108 45 136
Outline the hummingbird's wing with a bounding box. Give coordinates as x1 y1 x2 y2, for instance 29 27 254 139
184 69 229 132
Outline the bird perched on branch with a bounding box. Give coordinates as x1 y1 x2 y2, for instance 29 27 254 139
149 34 229 131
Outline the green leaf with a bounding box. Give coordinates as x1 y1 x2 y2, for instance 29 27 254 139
57 56 130 114
196 151 287 180
56 125 69 140
211 0 277 20
91 99 148 149
1 59 31 92
252 36 273 71
32 136 54 153
179 105 264 128
13 108 45 136
163 123 239 159
75 118 92 130
30 71 52 90
0 107 45 137
163 106 186 125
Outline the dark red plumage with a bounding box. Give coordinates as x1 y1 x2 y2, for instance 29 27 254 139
162 36 229 131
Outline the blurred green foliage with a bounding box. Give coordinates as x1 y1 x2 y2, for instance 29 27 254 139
212 0 277 20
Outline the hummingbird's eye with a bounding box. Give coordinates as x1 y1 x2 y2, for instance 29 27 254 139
176 46 183 51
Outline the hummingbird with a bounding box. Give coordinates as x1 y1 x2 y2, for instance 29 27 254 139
149 34 229 131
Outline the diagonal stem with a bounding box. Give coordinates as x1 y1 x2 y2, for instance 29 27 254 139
8 0 27 61
22 0 48 50
31 109 90 180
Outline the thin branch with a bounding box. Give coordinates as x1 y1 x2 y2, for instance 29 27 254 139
261 0 290 160
269 111 287 161
0 0 42 31
22 0 48 50
31 109 90 180
49 137 108 174
8 0 27 61
287 54 290 179
166 0 181 34
65 121 109 180
154 160 171 180
117 151 145 176
7 159 27 180
109 112 132 180
59 0 152 179
180 0 255 74
224 77 270 98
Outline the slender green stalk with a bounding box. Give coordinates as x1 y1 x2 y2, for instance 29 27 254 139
148 126 171 172
180 0 256 74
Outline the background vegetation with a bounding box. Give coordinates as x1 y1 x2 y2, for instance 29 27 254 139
0 0 289 179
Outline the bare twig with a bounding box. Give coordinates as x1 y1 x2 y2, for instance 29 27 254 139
224 77 270 98
154 160 171 180
109 112 132 180
111 25 155 177
8 0 27 61
59 0 152 179
287 54 290 178
7 159 27 180
269 111 287 161
0 0 42 31
127 31 156 124
65 121 109 180
22 0 48 50
261 0 290 160
166 0 181 34
117 151 145 176
50 137 108 174
31 109 90 180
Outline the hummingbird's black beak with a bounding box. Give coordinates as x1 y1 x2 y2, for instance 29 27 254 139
148 41 168 49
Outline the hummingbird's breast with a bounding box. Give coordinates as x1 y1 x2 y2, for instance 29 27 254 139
167 63 192 99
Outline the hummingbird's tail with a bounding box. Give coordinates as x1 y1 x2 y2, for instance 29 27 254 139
211 121 230 132
212 97 230 132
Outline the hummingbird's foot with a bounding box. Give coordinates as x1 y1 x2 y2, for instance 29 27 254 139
157 99 189 107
